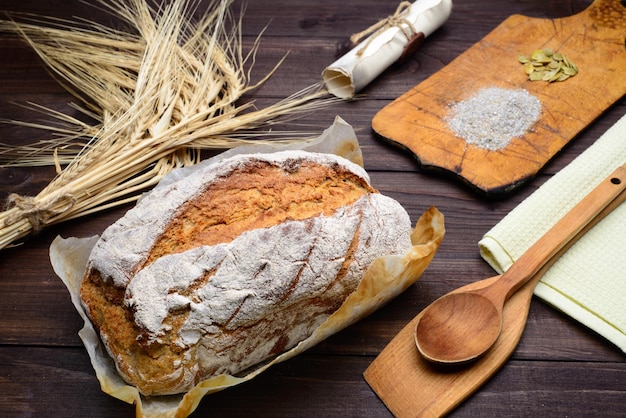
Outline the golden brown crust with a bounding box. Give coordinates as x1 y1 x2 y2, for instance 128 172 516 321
79 152 410 396
146 159 375 263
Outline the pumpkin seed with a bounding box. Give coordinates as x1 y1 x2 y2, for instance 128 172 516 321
518 48 577 82
558 73 570 82
550 72 563 82
531 49 549 62
542 69 557 81
524 62 535 75
563 66 578 76
529 71 545 81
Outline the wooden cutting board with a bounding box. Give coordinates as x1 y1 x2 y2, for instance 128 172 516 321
363 275 535 418
372 0 626 197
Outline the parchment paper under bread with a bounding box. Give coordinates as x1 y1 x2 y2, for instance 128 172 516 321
50 116 445 418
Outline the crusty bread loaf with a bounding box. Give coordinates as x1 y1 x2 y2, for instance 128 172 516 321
80 150 413 396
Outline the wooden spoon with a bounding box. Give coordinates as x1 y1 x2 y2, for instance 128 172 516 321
364 171 626 417
414 163 626 365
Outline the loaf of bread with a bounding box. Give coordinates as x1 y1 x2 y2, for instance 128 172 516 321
80 150 413 396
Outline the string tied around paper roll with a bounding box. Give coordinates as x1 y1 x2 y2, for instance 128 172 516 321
4 191 75 232
350 1 417 57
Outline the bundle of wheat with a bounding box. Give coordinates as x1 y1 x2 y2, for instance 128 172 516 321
0 0 332 250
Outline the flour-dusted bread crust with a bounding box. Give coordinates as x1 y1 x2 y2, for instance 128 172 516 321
80 150 413 396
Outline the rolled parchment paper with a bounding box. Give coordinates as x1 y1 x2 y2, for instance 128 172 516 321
322 0 452 99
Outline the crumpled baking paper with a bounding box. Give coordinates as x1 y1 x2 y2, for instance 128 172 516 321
49 116 445 417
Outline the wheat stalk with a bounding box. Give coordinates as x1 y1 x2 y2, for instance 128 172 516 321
0 0 334 250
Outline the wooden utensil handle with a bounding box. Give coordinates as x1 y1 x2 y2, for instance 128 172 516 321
486 163 626 302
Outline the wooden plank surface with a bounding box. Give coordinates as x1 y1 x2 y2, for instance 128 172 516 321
0 0 624 417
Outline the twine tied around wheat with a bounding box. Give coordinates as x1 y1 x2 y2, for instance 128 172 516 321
5 192 76 232
0 0 334 250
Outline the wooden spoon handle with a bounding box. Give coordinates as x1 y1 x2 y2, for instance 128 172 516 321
483 163 626 303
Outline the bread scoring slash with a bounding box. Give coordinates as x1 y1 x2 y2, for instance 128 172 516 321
80 150 413 396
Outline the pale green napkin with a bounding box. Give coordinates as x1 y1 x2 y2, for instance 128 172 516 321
479 113 626 353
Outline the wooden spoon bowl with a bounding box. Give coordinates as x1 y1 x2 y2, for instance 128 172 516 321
364 273 538 417
413 163 626 365
364 181 626 416
415 292 501 364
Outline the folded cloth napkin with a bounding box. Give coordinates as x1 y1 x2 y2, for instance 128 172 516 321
479 113 626 353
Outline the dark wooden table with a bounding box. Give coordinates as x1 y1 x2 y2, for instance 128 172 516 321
1 0 624 416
